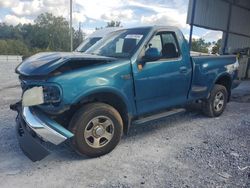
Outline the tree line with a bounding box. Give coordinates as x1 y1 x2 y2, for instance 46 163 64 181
191 38 221 54
0 13 84 57
0 12 220 57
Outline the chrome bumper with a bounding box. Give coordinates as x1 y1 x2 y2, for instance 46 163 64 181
10 102 74 161
22 107 73 145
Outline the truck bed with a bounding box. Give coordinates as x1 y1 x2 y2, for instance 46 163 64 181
189 55 237 100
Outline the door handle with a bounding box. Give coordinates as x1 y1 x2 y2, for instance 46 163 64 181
179 66 188 74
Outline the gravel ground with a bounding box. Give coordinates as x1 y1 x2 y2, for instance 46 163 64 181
0 61 249 188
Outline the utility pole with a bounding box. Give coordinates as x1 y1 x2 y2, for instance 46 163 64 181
79 22 82 44
79 22 81 33
189 0 197 50
70 0 73 51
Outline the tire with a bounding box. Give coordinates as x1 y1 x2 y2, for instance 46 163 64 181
69 102 123 157
202 84 228 117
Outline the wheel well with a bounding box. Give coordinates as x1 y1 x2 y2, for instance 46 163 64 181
75 92 130 134
215 75 232 101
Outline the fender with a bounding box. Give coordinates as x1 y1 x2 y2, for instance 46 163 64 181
72 86 136 116
207 72 232 98
72 86 135 134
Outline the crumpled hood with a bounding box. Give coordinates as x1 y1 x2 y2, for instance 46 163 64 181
16 52 115 76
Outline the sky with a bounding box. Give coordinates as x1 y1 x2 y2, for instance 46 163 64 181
0 0 222 42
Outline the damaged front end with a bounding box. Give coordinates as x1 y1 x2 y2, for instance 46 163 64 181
10 78 73 162
11 52 116 161
10 102 73 162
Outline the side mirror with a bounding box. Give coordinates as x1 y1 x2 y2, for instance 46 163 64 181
143 47 161 62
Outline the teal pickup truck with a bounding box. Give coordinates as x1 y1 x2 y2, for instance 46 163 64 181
10 26 240 161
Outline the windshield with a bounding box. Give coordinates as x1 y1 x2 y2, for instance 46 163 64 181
86 27 151 58
75 37 102 52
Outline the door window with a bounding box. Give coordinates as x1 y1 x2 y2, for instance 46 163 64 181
145 32 180 59
161 33 180 58
147 34 162 52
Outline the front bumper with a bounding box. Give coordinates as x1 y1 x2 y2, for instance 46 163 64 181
22 107 68 145
11 103 74 161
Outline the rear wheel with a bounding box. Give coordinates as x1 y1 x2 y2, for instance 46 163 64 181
203 84 228 117
69 103 123 157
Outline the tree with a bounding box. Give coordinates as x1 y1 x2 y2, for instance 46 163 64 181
7 39 29 55
73 28 84 49
0 40 8 54
95 26 103 30
0 39 29 55
33 13 71 51
0 23 22 40
106 20 121 27
191 38 210 53
211 39 222 54
0 12 86 56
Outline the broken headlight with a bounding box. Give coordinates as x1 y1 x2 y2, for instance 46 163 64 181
22 86 44 107
22 85 61 107
43 85 61 104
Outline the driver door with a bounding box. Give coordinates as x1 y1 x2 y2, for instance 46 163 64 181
133 31 191 115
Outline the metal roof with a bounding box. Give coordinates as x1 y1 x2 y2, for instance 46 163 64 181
187 0 250 53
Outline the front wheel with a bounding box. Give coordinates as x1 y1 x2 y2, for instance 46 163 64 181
69 103 123 157
203 84 228 117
